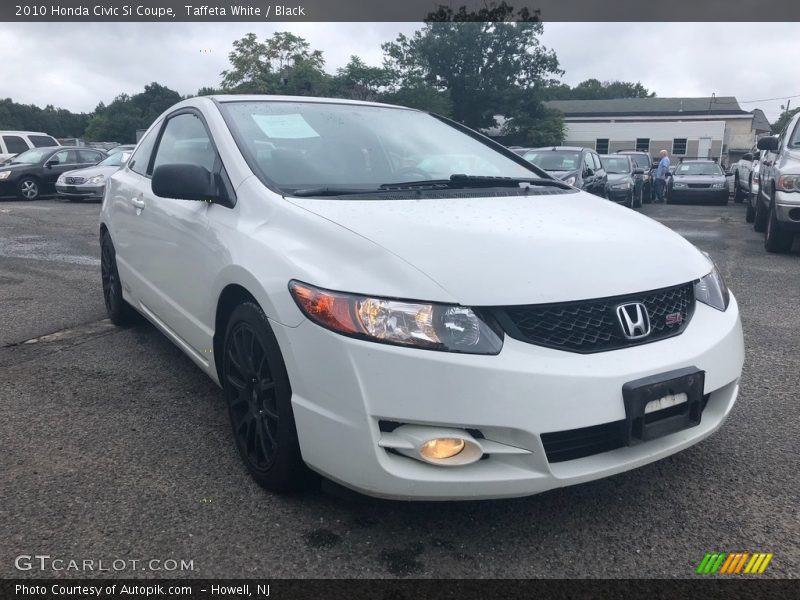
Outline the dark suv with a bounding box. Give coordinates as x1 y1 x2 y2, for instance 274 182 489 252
616 150 654 203
521 146 607 197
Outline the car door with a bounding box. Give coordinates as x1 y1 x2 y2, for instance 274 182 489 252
42 149 81 187
113 110 222 356
592 152 607 196
581 151 596 194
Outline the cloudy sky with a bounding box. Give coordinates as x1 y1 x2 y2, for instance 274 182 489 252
1 22 797 121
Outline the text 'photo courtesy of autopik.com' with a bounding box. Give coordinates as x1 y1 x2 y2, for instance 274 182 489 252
0 0 798 599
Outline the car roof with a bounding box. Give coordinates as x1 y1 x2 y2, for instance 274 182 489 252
599 154 630 158
0 131 53 136
679 159 716 163
528 146 587 152
205 94 412 111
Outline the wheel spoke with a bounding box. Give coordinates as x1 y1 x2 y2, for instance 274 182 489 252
226 372 247 391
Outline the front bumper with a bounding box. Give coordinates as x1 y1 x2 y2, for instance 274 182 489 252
775 190 800 230
56 184 105 199
670 187 729 203
607 188 632 203
274 296 744 500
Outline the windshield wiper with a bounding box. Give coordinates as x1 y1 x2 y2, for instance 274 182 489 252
379 174 570 191
291 174 570 197
291 186 385 197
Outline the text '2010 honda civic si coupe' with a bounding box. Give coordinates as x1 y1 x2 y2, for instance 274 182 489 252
99 96 744 500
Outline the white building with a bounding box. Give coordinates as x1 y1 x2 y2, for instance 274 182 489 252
544 97 771 164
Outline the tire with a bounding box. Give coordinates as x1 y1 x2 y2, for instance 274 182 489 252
745 196 755 223
16 177 40 200
633 186 642 209
222 301 309 493
100 230 141 325
733 177 745 203
764 197 794 253
753 193 768 232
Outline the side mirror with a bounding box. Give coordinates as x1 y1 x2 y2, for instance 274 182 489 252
633 168 644 175
725 171 733 177
584 167 594 177
741 153 752 162
45 159 59 168
152 164 217 202
757 136 779 151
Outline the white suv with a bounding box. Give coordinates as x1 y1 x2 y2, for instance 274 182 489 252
99 96 744 500
0 131 60 162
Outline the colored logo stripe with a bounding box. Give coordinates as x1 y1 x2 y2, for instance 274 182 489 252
697 552 773 574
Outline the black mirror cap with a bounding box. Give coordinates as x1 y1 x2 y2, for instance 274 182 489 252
633 168 644 175
152 163 216 202
45 160 59 168
757 136 779 151
742 153 753 162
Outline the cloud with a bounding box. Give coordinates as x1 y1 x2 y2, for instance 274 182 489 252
0 22 796 122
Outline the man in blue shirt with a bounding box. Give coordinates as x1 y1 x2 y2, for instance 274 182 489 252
654 149 670 203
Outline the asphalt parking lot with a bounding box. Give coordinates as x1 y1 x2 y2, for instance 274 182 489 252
1 197 798 579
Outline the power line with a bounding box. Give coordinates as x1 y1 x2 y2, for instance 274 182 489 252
711 93 800 105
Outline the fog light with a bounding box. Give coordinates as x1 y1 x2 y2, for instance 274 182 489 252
420 438 465 460
788 208 800 221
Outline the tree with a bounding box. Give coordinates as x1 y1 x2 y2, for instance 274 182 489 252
330 56 392 101
382 2 562 131
83 83 181 142
501 104 564 147
0 98 90 138
771 106 800 134
542 78 655 101
221 32 328 96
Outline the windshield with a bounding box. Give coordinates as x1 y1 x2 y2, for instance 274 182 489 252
9 148 49 164
790 122 800 147
523 150 581 171
98 151 131 167
675 162 723 176
622 153 651 169
218 101 537 192
600 156 631 174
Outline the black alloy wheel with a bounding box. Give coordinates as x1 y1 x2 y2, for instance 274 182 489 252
222 302 308 492
100 231 140 325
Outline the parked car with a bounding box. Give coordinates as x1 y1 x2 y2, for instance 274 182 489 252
0 146 106 200
615 150 653 204
600 154 644 208
745 151 766 223
107 144 136 156
522 146 607 197
56 151 131 202
754 112 800 253
666 159 729 205
0 131 61 163
99 95 744 500
732 147 760 203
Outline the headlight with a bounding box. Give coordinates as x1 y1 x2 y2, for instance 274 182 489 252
611 182 631 190
673 182 688 189
0 171 10 180
694 256 730 312
289 281 503 354
86 175 105 185
711 182 726 189
562 175 576 186
776 174 800 192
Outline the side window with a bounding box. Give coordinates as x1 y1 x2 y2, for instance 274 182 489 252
79 150 103 163
583 152 594 172
51 150 71 164
151 112 216 174
592 153 603 170
129 123 161 176
29 135 59 148
3 135 29 154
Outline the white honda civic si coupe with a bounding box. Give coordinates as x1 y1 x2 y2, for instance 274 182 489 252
100 96 744 500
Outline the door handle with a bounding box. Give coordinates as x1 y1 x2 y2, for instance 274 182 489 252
131 197 146 209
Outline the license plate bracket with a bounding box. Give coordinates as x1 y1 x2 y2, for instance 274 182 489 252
622 366 705 445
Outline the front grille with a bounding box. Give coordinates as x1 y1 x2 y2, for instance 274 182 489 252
687 183 711 189
65 177 85 184
541 394 710 463
492 282 694 354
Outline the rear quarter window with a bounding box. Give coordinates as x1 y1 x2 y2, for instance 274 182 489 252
28 135 59 148
3 135 29 154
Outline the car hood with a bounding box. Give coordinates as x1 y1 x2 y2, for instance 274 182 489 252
606 173 632 183
0 162 35 172
288 191 712 306
673 174 726 183
62 165 120 178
